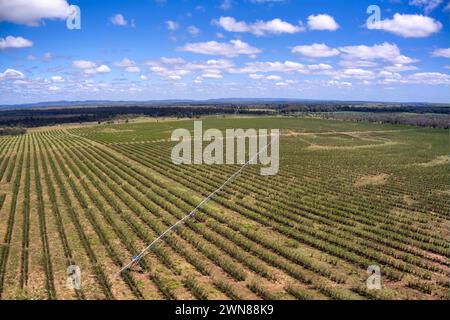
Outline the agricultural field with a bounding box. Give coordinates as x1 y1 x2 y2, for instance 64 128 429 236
0 116 448 300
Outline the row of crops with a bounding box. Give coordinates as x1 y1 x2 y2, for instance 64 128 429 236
0 120 448 299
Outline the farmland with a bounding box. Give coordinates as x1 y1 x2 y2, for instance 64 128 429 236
0 116 448 300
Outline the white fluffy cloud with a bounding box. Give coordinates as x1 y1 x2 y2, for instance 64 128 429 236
383 64 418 72
232 60 309 74
249 74 264 80
110 14 127 26
339 42 416 64
73 60 97 69
125 66 140 73
232 61 304 73
51 76 64 82
379 72 450 85
307 14 339 31
144 57 235 81
48 85 61 91
114 58 135 68
0 0 71 26
308 63 333 71
150 65 188 80
232 60 334 75
341 68 375 79
201 70 223 79
92 65 111 74
376 14 442 38
114 58 141 73
405 72 450 85
187 25 200 36
327 80 352 88
0 68 25 80
0 35 33 49
266 75 282 81
432 48 450 58
215 16 304 36
73 60 111 75
180 40 261 57
166 20 179 31
292 43 339 58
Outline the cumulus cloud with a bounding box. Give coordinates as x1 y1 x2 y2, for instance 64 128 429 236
145 57 233 70
375 14 442 38
166 20 179 31
125 66 140 73
110 14 127 26
201 70 223 79
292 43 339 58
307 14 339 31
233 60 333 75
51 76 64 82
266 75 282 81
383 64 418 73
0 0 71 26
405 72 450 85
340 68 375 79
0 35 33 49
160 57 187 65
215 16 305 36
187 25 200 36
73 60 111 75
249 74 264 79
0 68 25 80
73 60 97 69
327 80 352 88
339 60 378 69
340 69 450 86
231 61 307 74
179 40 261 57
187 59 235 72
48 85 61 91
92 65 111 73
308 63 333 71
339 42 416 64
114 58 141 73
147 65 190 80
144 57 235 81
432 48 450 58
114 58 135 68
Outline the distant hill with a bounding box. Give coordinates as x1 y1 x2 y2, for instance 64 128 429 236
1 98 448 110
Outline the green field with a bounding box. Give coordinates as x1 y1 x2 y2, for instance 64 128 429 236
0 116 448 300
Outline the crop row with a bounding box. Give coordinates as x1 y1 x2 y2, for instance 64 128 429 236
30 135 56 299
37 135 113 299
138 142 448 268
68 137 365 299
0 137 25 298
60 136 348 298
113 141 446 292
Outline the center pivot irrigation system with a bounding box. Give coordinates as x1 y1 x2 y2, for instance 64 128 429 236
116 133 279 276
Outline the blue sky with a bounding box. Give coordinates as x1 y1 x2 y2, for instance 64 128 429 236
0 0 449 104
